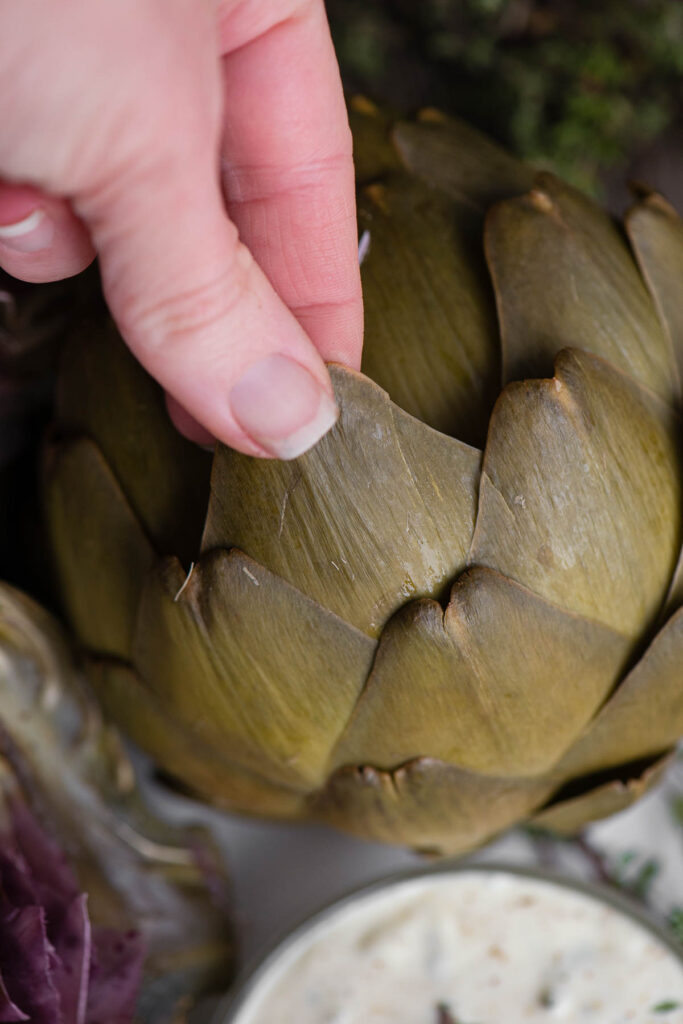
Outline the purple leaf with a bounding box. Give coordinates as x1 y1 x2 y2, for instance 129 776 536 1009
7 800 79 921
52 895 91 1024
0 906 63 1024
86 928 144 1024
0 847 37 911
0 802 143 1023
0 972 28 1022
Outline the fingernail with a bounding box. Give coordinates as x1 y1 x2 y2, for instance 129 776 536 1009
0 209 54 253
229 354 338 459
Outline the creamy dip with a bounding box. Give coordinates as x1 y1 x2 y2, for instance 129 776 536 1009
228 871 683 1024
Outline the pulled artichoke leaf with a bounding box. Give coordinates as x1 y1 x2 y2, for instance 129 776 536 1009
202 366 481 638
56 319 211 563
392 109 535 210
626 190 683 387
531 755 672 836
44 437 155 660
486 174 680 402
330 566 629 778
469 348 682 638
358 174 500 447
132 550 376 789
312 757 554 855
88 658 309 819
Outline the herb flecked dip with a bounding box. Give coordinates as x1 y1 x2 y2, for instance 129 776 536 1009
229 871 683 1024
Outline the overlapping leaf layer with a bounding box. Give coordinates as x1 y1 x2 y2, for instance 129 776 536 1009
46 99 683 852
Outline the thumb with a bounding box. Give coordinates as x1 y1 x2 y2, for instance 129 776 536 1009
75 116 337 462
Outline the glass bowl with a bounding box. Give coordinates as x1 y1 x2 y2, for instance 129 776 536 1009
215 862 683 1024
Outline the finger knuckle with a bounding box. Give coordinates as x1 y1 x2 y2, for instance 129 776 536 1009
117 246 253 355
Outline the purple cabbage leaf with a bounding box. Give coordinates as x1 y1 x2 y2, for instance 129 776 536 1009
0 799 144 1024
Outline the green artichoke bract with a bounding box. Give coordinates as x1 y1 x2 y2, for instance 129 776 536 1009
0 585 234 1021
46 99 683 854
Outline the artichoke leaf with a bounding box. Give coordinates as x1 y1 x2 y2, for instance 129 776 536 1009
486 174 679 402
469 348 682 637
312 757 554 855
89 658 308 820
56 320 211 563
202 366 481 638
133 549 376 789
664 544 683 615
531 755 672 836
331 567 628 778
359 175 500 446
626 191 683 388
44 438 155 660
349 96 402 185
393 109 535 209
549 604 683 781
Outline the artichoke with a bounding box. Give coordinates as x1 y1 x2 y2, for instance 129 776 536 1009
45 99 683 854
0 585 234 1021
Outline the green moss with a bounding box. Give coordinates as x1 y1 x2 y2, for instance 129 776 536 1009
329 0 683 195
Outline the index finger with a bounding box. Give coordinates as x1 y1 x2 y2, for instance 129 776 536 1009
217 0 363 369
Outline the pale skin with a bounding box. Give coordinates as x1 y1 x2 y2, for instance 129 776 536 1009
0 0 363 458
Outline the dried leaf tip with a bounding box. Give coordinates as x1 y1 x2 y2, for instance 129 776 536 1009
528 188 554 213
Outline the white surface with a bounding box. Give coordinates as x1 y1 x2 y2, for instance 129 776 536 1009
148 753 683 976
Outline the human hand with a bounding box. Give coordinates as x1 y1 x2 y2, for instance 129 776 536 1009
0 0 362 458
